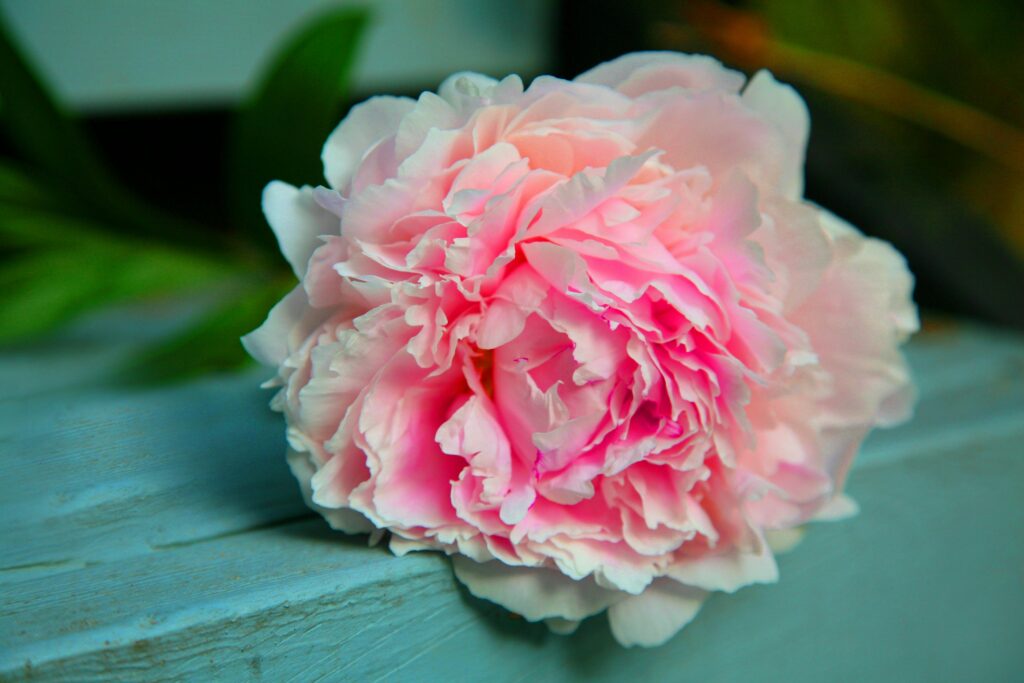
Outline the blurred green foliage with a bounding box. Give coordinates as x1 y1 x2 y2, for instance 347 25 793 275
231 8 368 247
0 6 370 381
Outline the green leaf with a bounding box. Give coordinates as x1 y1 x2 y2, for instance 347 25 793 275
0 160 61 211
0 250 109 340
230 6 369 248
119 278 293 384
0 204 111 247
0 13 218 249
0 233 233 343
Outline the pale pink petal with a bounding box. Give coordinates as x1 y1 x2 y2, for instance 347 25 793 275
668 540 778 593
544 617 581 635
452 556 625 622
811 493 860 521
576 51 745 95
607 578 708 647
526 152 657 238
794 210 918 430
764 526 805 554
477 298 528 349
262 181 339 278
636 92 790 196
287 448 374 534
322 95 415 190
241 286 326 367
741 70 810 199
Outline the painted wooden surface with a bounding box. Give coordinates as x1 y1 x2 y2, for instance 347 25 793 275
1 308 1022 682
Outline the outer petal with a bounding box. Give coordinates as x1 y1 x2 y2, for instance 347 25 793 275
811 493 860 521
667 541 779 593
795 209 918 433
322 95 415 190
286 448 374 534
608 578 708 647
263 181 339 278
819 209 919 344
576 51 745 96
241 286 327 367
544 617 581 635
741 70 810 199
764 527 805 554
452 557 625 622
756 198 832 311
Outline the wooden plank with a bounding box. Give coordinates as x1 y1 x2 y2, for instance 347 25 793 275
1 318 1022 680
0 370 302 574
0 301 207 400
2 414 1020 681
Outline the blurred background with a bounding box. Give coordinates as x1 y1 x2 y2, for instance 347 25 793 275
1 0 1022 382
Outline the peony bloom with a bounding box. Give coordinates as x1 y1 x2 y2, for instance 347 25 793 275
244 52 917 647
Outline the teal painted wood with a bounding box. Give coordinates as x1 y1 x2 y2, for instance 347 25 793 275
1 311 1022 682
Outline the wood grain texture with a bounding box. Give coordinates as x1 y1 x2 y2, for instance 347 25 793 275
1 311 1022 682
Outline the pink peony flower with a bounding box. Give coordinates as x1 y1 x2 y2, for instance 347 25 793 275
244 52 917 647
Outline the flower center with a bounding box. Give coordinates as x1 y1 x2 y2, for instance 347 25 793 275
473 347 496 399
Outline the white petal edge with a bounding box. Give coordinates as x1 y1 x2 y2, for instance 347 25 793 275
389 535 436 556
666 542 779 593
608 579 708 648
811 493 860 522
263 181 338 278
764 526 805 554
817 207 920 341
286 448 374 534
575 51 745 94
741 70 810 199
544 617 581 635
322 95 415 190
241 286 308 366
452 556 625 622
